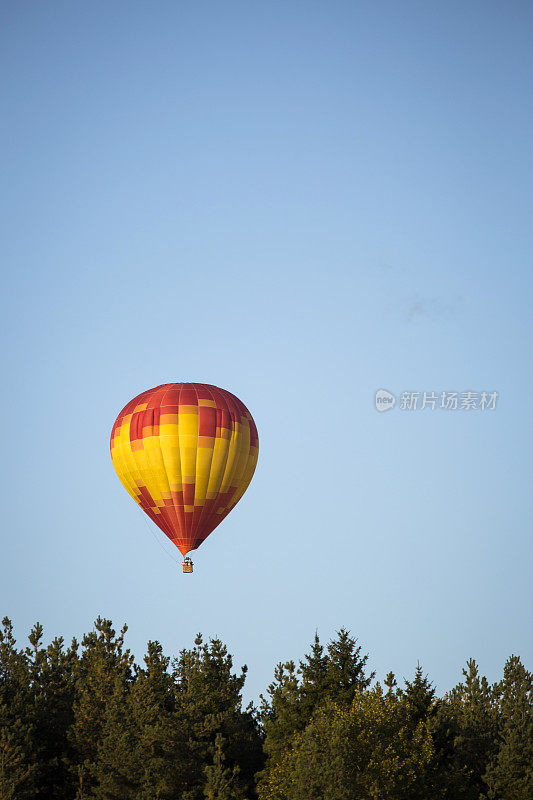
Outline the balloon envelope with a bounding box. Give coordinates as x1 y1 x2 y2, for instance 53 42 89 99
110 383 259 556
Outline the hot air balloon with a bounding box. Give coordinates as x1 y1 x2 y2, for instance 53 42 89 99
110 383 259 573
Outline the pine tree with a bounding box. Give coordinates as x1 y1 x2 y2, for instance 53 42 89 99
446 658 500 799
484 655 533 799
132 640 189 799
204 733 245 800
298 632 329 719
259 659 300 768
260 628 373 752
384 671 397 696
0 713 36 800
325 628 374 704
258 629 373 800
0 618 37 799
90 681 140 800
401 663 437 726
399 663 457 799
173 634 263 800
69 617 134 797
25 624 79 799
3 611 530 800
259 685 437 800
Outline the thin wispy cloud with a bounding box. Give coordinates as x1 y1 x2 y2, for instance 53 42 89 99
405 295 460 321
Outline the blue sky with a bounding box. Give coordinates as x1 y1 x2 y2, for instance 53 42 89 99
1 0 531 702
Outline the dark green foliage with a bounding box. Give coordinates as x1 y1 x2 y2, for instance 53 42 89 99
0 617 263 799
325 628 374 703
173 634 263 800
258 628 373 795
69 617 135 797
0 616 531 800
127 640 189 798
258 633 533 800
0 617 78 798
272 688 437 800
445 657 500 799
26 624 79 799
203 733 246 800
259 629 372 753
484 655 533 800
0 617 37 799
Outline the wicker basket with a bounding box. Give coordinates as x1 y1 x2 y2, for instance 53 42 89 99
182 562 193 573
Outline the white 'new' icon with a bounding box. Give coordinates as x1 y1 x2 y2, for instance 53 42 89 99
375 389 396 412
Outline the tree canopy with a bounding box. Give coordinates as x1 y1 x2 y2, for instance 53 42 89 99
0 617 531 800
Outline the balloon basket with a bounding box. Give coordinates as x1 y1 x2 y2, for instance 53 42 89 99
182 560 193 574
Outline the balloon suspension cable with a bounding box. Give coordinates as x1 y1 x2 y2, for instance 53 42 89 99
139 514 181 567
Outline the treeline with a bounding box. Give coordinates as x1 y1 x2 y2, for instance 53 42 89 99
0 618 531 800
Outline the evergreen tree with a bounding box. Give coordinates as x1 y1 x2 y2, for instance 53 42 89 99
401 663 437 726
25 624 79 799
69 617 134 797
324 628 374 704
260 628 373 746
400 663 457 798
259 685 437 800
0 711 36 800
446 658 500 799
484 655 533 799
258 629 373 800
90 681 139 800
131 639 189 799
204 733 245 800
173 634 263 800
1 612 529 800
259 659 300 768
0 618 37 799
384 671 397 696
298 632 329 719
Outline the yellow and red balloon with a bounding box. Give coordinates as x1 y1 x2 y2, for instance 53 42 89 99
110 383 258 557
